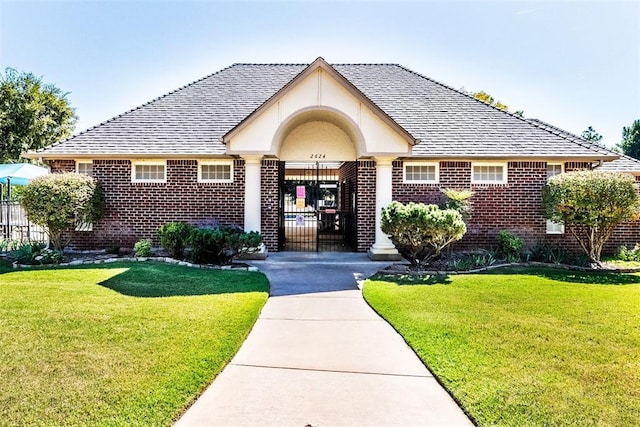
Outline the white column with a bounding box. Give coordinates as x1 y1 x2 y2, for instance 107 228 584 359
368 157 401 260
242 155 263 233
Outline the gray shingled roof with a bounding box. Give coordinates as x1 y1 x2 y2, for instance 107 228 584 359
34 62 617 159
596 154 640 173
527 118 640 173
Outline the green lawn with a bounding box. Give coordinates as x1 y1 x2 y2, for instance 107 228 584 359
0 261 269 427
364 267 640 426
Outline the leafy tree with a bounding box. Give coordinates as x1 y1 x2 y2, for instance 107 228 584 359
20 173 104 250
581 126 604 146
381 201 467 267
617 119 640 159
472 91 508 111
0 68 76 163
543 171 640 266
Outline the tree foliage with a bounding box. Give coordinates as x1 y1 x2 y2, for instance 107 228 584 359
471 91 509 112
381 201 467 267
542 171 640 265
581 126 604 147
617 119 640 160
439 188 474 220
0 68 76 163
20 173 104 250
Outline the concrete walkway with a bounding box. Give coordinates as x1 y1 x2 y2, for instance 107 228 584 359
175 253 472 426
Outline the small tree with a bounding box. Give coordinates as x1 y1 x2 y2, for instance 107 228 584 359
21 173 104 250
543 171 640 266
381 201 467 267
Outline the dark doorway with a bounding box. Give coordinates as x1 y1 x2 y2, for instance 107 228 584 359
278 162 356 252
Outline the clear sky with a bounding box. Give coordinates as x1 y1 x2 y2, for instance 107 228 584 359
1 0 638 149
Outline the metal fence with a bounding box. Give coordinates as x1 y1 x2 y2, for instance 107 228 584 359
0 201 48 244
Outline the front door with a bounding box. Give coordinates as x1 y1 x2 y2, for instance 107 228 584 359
278 162 354 252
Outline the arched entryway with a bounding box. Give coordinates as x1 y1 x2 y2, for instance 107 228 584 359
223 58 413 258
275 109 360 252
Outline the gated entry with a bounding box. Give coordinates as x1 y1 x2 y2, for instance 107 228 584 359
278 162 355 252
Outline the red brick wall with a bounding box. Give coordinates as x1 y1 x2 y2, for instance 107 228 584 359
392 160 640 255
60 159 245 249
47 156 640 256
49 159 75 173
339 161 358 249
356 160 376 252
261 160 280 252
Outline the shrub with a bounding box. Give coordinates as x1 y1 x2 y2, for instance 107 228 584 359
543 171 640 266
133 239 153 257
157 222 194 258
11 242 63 265
497 230 523 262
529 241 566 264
616 244 640 262
440 188 474 220
450 251 496 271
189 226 263 265
381 201 467 267
20 173 105 250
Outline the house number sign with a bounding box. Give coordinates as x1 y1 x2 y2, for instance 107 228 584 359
310 154 326 159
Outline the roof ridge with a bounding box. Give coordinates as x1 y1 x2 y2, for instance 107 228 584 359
394 64 613 158
32 64 239 154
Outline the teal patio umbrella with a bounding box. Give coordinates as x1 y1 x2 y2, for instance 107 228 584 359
0 163 49 186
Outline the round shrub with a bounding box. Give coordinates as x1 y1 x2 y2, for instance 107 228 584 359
157 222 194 259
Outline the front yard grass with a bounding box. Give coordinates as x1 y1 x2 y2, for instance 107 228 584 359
0 261 269 426
363 267 640 426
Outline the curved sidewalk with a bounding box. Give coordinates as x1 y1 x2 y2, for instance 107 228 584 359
175 253 472 426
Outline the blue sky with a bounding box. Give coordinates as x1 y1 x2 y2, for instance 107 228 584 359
1 0 638 149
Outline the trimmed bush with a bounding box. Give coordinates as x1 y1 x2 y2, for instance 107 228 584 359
381 201 466 267
20 173 104 250
133 239 152 257
157 222 194 258
497 230 523 262
189 226 263 265
543 171 640 265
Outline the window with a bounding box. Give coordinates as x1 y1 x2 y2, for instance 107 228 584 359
132 161 166 183
198 160 233 183
76 161 93 177
472 163 507 184
403 162 439 183
546 163 565 234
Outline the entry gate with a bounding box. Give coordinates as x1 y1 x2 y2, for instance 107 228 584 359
278 162 354 252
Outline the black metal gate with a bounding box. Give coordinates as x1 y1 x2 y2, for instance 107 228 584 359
278 162 355 252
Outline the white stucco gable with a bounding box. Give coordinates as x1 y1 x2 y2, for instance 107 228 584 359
224 57 415 161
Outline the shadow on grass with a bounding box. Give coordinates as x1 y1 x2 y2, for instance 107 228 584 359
97 262 269 297
484 265 640 285
370 273 452 286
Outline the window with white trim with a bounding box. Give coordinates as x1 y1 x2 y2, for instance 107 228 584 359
198 160 233 183
403 162 439 183
546 163 565 234
132 161 166 183
471 163 507 184
76 161 93 177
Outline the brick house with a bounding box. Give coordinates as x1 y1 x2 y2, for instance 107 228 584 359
27 57 640 259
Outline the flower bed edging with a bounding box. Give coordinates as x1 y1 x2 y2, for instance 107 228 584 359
11 256 259 272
